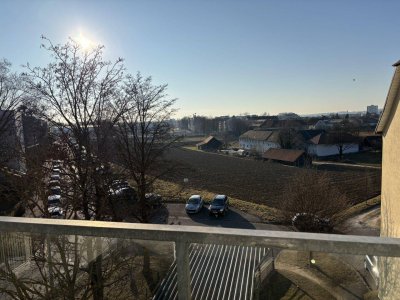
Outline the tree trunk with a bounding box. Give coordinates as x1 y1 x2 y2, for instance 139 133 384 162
142 247 154 289
88 238 104 300
339 145 343 159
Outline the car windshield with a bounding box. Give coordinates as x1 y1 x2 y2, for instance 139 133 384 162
188 198 199 204
212 198 224 206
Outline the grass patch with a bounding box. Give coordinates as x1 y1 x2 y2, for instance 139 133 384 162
319 151 382 166
276 250 369 299
262 272 311 300
334 195 381 224
182 146 200 151
153 178 285 223
344 151 382 166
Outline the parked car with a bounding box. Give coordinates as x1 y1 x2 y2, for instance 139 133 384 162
52 160 62 165
208 195 229 217
110 179 129 191
50 186 61 195
50 174 60 181
48 180 60 187
48 194 61 206
52 168 61 174
109 186 137 203
185 195 203 214
364 255 379 288
48 206 64 219
145 193 162 208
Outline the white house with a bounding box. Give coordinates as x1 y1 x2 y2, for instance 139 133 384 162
239 130 280 154
306 132 359 157
312 119 343 130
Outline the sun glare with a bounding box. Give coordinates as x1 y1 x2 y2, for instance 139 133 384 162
75 31 94 51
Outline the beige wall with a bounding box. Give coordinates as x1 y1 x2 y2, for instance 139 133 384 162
379 97 400 299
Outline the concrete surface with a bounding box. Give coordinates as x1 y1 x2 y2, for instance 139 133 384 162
165 203 287 231
337 206 380 236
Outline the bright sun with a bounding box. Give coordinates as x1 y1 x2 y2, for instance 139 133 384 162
75 31 94 51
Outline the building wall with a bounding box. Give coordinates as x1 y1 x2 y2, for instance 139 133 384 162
0 110 26 173
307 144 359 157
379 99 400 299
367 105 379 115
313 120 331 130
239 138 280 154
22 115 48 148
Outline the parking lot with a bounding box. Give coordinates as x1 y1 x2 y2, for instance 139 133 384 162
165 203 287 231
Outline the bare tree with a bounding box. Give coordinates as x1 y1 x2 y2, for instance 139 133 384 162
282 172 349 232
21 36 128 300
330 120 360 159
23 36 127 221
0 38 175 300
229 117 248 137
115 73 179 223
278 128 297 149
0 233 154 300
0 59 25 168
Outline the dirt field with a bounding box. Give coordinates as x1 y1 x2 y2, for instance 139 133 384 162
164 148 381 208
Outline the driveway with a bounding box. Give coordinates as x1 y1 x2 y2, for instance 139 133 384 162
336 205 380 236
165 203 287 231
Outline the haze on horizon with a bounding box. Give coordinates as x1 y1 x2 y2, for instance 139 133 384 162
1 0 399 118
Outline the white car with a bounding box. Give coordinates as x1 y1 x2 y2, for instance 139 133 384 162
48 194 61 206
185 195 203 214
50 174 60 181
48 206 64 218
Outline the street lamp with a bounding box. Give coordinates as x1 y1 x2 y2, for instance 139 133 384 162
309 251 316 267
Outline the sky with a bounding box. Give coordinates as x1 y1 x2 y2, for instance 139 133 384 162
1 0 400 118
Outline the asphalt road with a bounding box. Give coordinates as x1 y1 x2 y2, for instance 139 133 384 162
165 203 287 231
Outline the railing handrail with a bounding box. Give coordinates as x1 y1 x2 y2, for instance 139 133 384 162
0 216 399 257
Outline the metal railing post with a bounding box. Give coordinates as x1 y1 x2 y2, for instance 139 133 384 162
175 241 191 300
24 235 31 262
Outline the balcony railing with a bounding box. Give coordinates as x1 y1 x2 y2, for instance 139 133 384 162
0 216 400 299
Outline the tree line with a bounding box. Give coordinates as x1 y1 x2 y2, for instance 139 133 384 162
0 36 178 299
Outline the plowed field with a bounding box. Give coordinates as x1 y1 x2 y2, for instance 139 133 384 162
165 148 381 208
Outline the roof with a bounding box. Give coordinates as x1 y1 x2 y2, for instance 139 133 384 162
260 119 305 129
298 129 325 141
239 130 280 143
267 131 281 143
196 136 221 147
359 131 380 137
309 132 358 145
262 148 305 162
376 62 400 134
153 244 269 300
